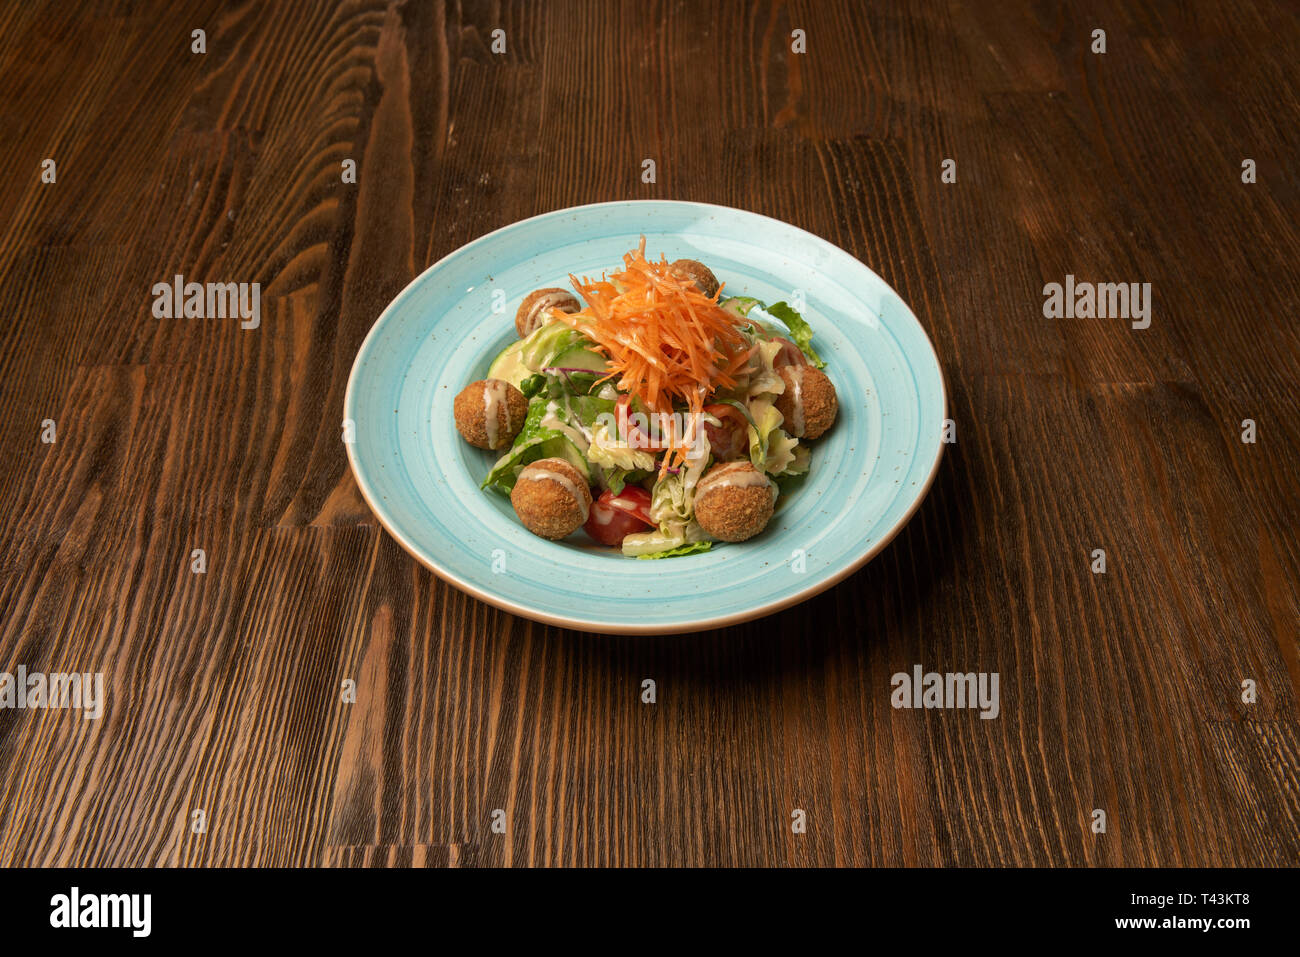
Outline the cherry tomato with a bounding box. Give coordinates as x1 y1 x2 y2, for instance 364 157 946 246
584 486 655 546
702 403 750 461
771 337 809 369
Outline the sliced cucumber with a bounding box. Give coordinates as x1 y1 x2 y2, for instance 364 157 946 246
486 339 530 388
487 325 607 388
548 344 609 374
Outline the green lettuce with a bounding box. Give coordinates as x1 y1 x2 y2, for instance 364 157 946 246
636 541 713 560
520 323 589 370
621 518 709 557
746 398 782 468
621 458 714 558
587 418 657 472
519 373 546 398
765 301 825 368
604 468 651 496
649 471 693 525
481 398 590 492
784 442 811 475
746 338 786 397
720 296 825 368
745 397 803 475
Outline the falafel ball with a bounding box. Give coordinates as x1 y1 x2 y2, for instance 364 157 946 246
516 287 581 338
693 461 776 543
454 378 527 450
774 365 838 440
668 259 720 298
510 458 592 539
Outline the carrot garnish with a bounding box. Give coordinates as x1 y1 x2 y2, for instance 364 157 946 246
556 238 754 470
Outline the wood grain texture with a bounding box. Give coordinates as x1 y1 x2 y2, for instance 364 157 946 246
0 0 1296 867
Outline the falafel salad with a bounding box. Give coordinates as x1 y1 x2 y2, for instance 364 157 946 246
452 239 838 558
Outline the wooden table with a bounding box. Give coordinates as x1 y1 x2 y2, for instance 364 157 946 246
1 0 1296 867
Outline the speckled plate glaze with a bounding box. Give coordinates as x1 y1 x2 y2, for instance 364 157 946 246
345 201 946 634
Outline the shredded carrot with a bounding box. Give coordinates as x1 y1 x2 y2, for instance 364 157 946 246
556 238 757 469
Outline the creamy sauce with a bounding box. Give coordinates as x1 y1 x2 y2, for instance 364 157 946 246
483 379 512 449
542 400 592 452
522 467 590 521
700 463 775 500
525 291 575 334
786 367 806 437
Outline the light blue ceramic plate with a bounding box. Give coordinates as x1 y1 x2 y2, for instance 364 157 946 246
345 201 946 634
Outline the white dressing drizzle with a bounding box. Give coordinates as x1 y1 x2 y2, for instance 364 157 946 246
787 367 806 437
522 467 590 522
541 400 591 452
699 463 776 500
526 291 574 334
483 379 512 449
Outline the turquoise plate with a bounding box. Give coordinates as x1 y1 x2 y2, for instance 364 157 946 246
345 201 946 634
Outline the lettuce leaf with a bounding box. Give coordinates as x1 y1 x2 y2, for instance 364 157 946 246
621 518 709 557
764 429 800 475
519 373 546 398
540 368 603 397
588 418 657 472
520 323 589 371
765 301 825 368
784 442 811 475
621 464 716 557
481 398 589 492
721 297 825 368
746 398 783 470
603 467 642 496
746 338 787 397
648 471 694 525
636 541 713 560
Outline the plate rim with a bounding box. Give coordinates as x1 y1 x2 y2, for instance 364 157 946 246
344 199 948 635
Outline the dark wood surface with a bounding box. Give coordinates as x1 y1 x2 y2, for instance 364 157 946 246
0 0 1297 867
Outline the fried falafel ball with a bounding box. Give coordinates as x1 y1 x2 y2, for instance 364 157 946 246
510 458 593 540
668 258 720 298
516 287 581 338
454 378 527 451
774 365 838 440
693 461 776 543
